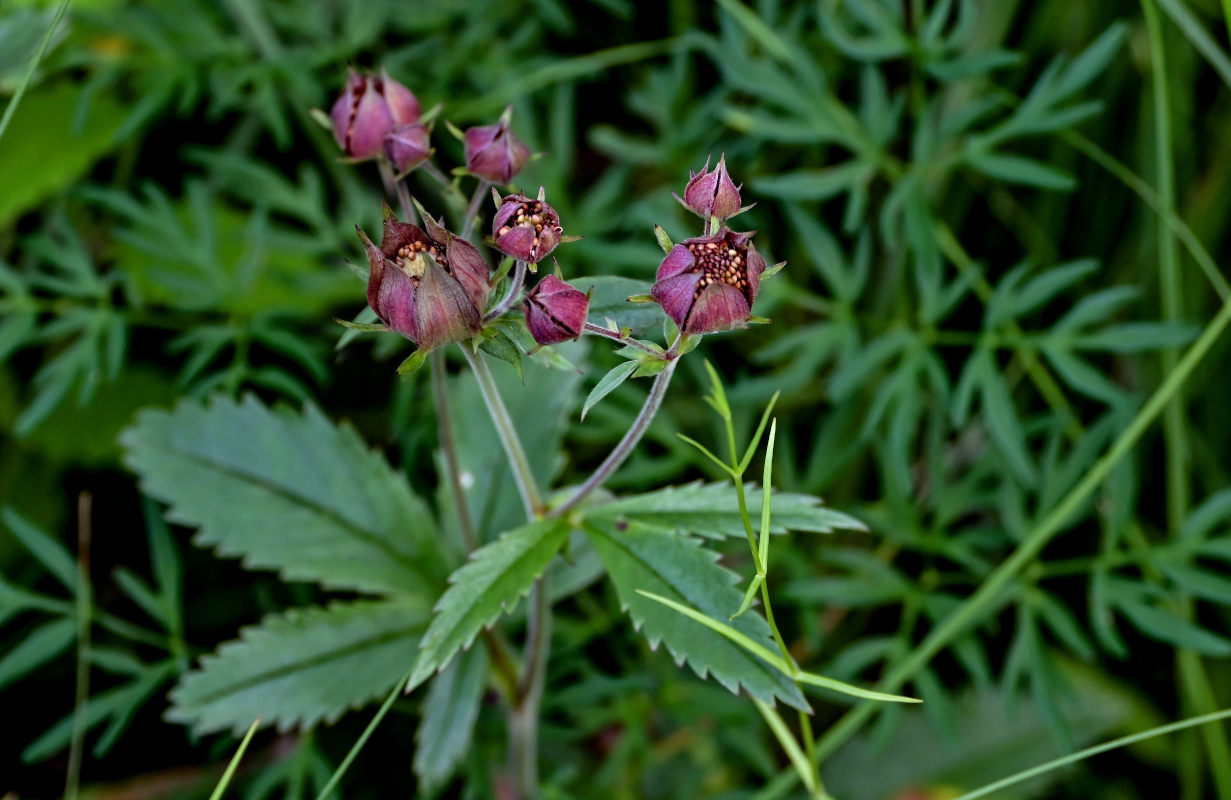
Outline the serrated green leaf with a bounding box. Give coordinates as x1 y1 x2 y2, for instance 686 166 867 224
169 599 428 735
0 618 76 691
408 519 570 691
582 360 639 421
585 481 866 539
121 395 445 596
414 643 489 792
585 520 808 710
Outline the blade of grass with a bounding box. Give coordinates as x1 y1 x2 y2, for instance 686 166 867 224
206 717 261 800
1143 2 1231 795
0 0 71 147
952 708 1231 800
313 667 412 800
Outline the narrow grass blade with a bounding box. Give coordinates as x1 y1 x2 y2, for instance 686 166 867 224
314 667 411 800
206 717 260 800
0 0 71 146
953 708 1231 800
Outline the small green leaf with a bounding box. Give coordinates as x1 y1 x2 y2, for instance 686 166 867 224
731 574 765 620
581 360 639 421
408 519 570 692
479 329 523 381
397 349 429 376
414 643 489 792
333 318 390 332
0 618 76 691
2 507 76 591
966 151 1075 191
653 224 674 254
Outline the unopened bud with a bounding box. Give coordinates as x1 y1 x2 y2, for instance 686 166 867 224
330 68 421 160
464 108 530 184
524 275 589 345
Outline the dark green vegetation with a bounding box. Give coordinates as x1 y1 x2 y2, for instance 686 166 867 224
3 1 1231 798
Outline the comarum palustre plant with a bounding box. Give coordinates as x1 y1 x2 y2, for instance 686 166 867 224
324 67 915 797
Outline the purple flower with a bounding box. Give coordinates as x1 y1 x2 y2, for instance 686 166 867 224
492 193 562 264
358 209 490 350
330 68 421 160
677 154 742 220
524 275 589 345
464 109 531 184
384 123 432 175
650 228 766 334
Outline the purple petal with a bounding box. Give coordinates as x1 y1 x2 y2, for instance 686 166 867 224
347 81 395 160
372 262 419 340
445 237 491 310
684 283 750 334
414 259 481 350
745 245 766 304
650 271 702 328
380 70 420 125
494 225 537 262
656 244 697 281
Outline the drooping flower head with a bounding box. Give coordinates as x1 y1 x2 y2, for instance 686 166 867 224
677 154 742 220
330 68 421 160
491 191 563 264
650 228 766 334
464 107 531 184
359 207 490 350
524 275 589 345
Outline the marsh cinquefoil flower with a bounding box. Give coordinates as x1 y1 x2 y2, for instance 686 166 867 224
358 209 490 350
524 275 589 345
650 228 766 334
465 110 531 184
492 192 563 264
330 68 421 160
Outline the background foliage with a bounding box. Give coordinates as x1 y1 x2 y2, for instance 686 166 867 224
4 0 1231 798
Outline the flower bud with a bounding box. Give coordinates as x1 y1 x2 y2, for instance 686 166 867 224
491 192 563 264
330 68 421 160
358 207 489 351
384 123 432 174
677 154 742 220
524 275 589 345
650 228 766 334
464 109 531 184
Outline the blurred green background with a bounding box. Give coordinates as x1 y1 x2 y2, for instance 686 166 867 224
4 0 1231 798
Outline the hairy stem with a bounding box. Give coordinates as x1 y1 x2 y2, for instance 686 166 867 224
509 574 552 797
377 158 416 224
461 346 542 517
581 322 664 357
552 356 679 516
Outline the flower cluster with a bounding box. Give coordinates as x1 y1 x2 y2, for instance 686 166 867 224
331 69 773 355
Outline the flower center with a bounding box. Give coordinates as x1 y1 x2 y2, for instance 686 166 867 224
497 201 561 255
687 238 748 299
395 239 447 282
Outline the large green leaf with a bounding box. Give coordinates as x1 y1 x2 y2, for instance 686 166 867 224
121 395 446 597
585 520 808 710
169 599 429 735
583 481 866 539
408 519 570 691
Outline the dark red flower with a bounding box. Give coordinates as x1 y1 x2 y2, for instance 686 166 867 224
650 228 766 334
491 193 562 264
358 209 490 350
330 68 421 160
464 110 530 184
524 275 589 345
